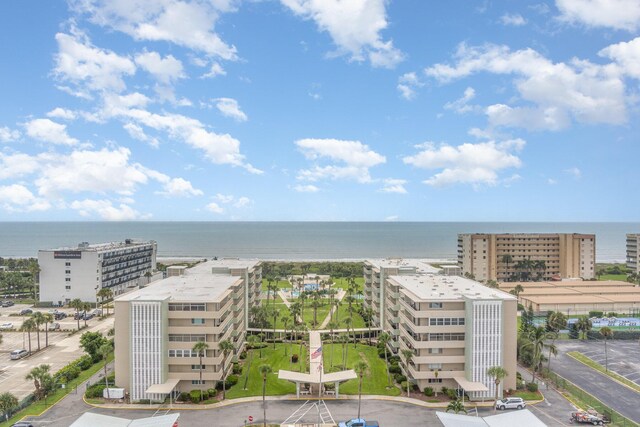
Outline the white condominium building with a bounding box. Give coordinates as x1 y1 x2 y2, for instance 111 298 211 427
38 239 157 305
114 259 262 402
363 258 517 400
627 234 640 274
457 233 596 282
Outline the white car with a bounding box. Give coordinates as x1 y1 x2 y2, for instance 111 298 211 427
495 397 526 410
0 322 14 329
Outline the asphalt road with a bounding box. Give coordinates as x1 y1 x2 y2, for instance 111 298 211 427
553 340 640 423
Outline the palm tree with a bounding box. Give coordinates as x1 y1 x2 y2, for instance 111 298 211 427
82 303 92 328
340 334 349 367
354 361 368 419
297 324 308 372
31 311 45 351
192 341 209 401
99 342 112 399
70 298 83 330
271 309 280 349
401 349 414 397
520 326 553 382
311 295 321 326
20 318 36 354
259 364 272 427
502 254 513 281
219 339 235 399
362 307 374 345
600 326 613 372
0 392 19 420
281 314 291 356
332 298 342 323
42 312 53 348
486 366 508 413
327 321 339 368
446 399 467 414
343 316 354 348
512 284 524 299
97 288 113 315
243 335 260 390
299 291 307 324
378 332 391 386
25 364 51 400
576 315 593 340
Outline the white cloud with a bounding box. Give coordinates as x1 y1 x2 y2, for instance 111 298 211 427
148 171 203 197
444 87 477 113
233 196 251 208
599 37 640 79
380 178 407 194
425 42 629 130
70 199 145 220
25 119 78 146
564 167 582 178
295 138 386 183
135 51 185 84
0 126 20 143
294 184 320 193
214 98 248 122
556 0 640 31
215 193 235 204
281 0 404 68
547 178 557 185
201 62 226 78
0 153 40 179
70 0 239 59
123 122 159 148
54 31 136 95
500 13 527 26
403 139 525 187
0 184 51 212
397 72 424 100
384 215 399 221
205 202 224 214
46 108 77 120
212 193 251 208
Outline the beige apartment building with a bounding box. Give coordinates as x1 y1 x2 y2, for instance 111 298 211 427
627 234 640 275
363 259 517 400
114 259 261 402
457 233 596 282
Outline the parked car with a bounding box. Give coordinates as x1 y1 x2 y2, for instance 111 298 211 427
10 349 29 360
92 308 103 316
338 419 380 427
495 397 526 410
54 312 67 320
50 322 61 331
19 308 33 315
82 313 94 320
74 311 86 320
0 322 14 329
11 422 34 427
1 300 14 307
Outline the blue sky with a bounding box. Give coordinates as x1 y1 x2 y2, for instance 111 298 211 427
0 0 639 221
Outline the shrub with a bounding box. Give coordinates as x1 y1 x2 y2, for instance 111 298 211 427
526 382 538 392
201 390 209 400
291 354 299 363
588 311 603 318
394 373 406 384
607 312 618 317
377 348 386 358
207 388 218 397
441 386 448 395
77 355 93 370
569 323 579 339
446 389 457 400
389 355 401 364
423 387 434 397
54 363 81 383
178 392 190 402
85 384 106 398
239 351 247 360
516 371 523 381
388 364 401 374
216 374 240 390
232 363 242 375
190 390 202 403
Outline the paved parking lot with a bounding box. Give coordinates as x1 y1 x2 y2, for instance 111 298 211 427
0 309 114 401
573 340 640 385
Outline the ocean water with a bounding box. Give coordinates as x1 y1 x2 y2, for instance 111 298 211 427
0 222 636 262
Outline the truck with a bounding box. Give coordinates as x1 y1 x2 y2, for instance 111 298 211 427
338 419 380 427
569 410 609 425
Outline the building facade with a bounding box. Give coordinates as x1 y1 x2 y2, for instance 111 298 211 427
627 234 640 275
363 259 517 400
38 239 157 305
457 233 596 282
114 259 262 402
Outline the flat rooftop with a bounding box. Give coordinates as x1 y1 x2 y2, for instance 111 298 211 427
392 274 515 301
42 239 155 252
205 258 261 270
117 260 241 302
365 258 440 274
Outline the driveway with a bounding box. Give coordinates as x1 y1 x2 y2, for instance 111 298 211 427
553 340 640 423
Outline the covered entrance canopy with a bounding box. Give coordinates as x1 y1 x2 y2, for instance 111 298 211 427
453 377 489 392
145 378 180 394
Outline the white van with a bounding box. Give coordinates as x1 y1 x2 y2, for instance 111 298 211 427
10 349 28 360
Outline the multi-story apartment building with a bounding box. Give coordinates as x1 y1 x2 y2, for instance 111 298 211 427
457 233 596 282
363 259 516 400
114 259 262 402
627 234 640 275
38 239 157 304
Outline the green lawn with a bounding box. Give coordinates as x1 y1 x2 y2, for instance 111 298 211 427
261 279 292 291
334 303 365 328
599 274 628 281
226 343 399 399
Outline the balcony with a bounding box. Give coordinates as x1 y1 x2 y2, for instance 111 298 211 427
407 364 465 380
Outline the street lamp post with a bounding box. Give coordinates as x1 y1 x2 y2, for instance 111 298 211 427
95 286 99 310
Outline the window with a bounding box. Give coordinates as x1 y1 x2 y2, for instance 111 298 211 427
429 318 465 326
429 302 443 309
65 270 71 274
169 334 206 342
168 349 199 358
65 285 71 290
65 262 71 267
428 378 443 383
65 278 71 282
429 348 442 354
191 364 206 370
191 318 205 325
428 363 442 370
169 303 206 311
191 380 205 385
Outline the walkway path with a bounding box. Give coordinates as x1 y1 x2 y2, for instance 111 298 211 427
318 290 346 329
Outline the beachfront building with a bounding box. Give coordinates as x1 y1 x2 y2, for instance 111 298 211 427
457 233 596 282
363 259 517 400
114 259 262 402
627 234 640 275
38 239 157 305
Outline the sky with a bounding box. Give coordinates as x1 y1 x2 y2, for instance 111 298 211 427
0 0 639 222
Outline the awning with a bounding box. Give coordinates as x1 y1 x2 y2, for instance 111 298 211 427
145 378 180 394
277 369 357 384
453 377 489 392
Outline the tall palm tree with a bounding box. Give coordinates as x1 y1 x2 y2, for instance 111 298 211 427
600 327 613 372
520 326 553 382
25 364 51 400
259 364 272 427
31 311 45 351
297 324 308 372
219 339 235 399
69 298 83 331
327 321 339 368
486 366 508 413
192 341 209 401
378 332 391 386
311 294 321 326
271 309 280 349
243 335 260 390
299 291 307 324
446 399 467 414
97 288 113 316
343 316 354 349
401 349 413 397
0 392 19 420
501 254 513 281
42 312 53 348
340 334 349 368
354 361 368 419
362 307 374 345
20 318 36 354
576 315 593 340
82 303 92 328
281 314 291 356
99 342 112 399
